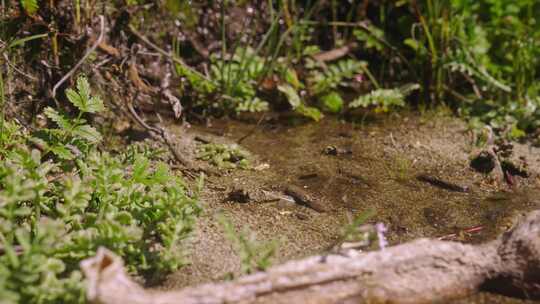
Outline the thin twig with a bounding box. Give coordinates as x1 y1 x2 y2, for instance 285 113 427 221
126 101 194 174
52 15 105 99
389 132 398 149
443 85 473 103
2 54 38 81
237 113 266 144
438 225 483 241
462 73 483 99
127 25 212 82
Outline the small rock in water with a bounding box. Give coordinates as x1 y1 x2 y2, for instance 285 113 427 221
470 150 496 174
227 188 250 203
322 145 352 156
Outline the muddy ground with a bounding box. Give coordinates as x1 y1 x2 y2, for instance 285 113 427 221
151 111 540 303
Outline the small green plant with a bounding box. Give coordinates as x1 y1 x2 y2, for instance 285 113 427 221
218 214 278 274
339 209 376 245
196 143 250 169
210 47 270 113
175 46 270 114
319 91 344 114
172 1 282 116
0 76 201 303
385 155 412 182
276 57 379 119
277 83 323 121
32 76 104 160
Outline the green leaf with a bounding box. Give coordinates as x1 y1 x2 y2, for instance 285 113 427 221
71 125 102 143
13 207 32 217
277 84 301 108
65 89 84 112
132 156 150 183
152 163 170 184
44 258 66 274
353 26 385 51
7 33 48 49
302 45 321 57
66 77 104 113
20 0 39 15
296 104 323 121
176 64 216 94
76 76 91 103
320 92 343 113
404 38 421 51
115 211 134 225
43 107 72 130
50 145 75 160
87 96 105 113
509 124 526 139
284 68 303 90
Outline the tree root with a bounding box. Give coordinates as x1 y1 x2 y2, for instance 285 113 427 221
80 210 540 304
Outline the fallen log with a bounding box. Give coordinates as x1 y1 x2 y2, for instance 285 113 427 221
81 210 540 304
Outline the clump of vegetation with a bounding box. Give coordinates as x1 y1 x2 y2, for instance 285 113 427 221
6 1 540 139
218 214 278 274
350 84 420 113
396 0 540 138
174 46 270 114
386 156 413 183
196 143 250 169
337 210 388 251
0 77 201 303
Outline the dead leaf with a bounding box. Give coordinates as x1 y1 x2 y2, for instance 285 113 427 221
128 62 154 94
98 41 121 58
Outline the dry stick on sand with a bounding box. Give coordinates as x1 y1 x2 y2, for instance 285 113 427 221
81 210 540 304
126 102 218 179
51 15 105 99
126 102 191 169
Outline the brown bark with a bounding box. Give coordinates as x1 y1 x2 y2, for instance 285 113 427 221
81 210 540 304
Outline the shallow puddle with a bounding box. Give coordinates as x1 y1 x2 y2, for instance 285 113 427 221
163 113 540 303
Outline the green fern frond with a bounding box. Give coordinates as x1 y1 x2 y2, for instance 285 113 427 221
350 84 420 112
310 59 367 95
445 61 511 93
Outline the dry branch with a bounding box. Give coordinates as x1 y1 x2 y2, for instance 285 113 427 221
52 15 105 99
311 42 358 62
81 210 540 304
